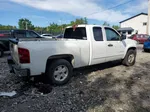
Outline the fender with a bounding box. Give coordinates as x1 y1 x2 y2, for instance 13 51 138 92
122 39 137 58
123 46 136 58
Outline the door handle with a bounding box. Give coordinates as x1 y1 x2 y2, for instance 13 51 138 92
108 44 113 47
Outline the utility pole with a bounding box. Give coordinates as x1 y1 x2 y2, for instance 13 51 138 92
22 21 28 30
25 21 28 30
147 0 150 35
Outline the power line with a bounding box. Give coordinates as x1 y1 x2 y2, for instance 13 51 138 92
86 0 135 17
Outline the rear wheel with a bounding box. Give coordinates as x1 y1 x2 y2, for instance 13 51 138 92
122 50 136 66
46 59 73 85
0 48 4 57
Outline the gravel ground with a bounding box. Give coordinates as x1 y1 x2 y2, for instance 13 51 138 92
0 45 150 112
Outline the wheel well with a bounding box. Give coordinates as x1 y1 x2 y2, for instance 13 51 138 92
45 54 74 72
123 47 136 58
127 47 136 52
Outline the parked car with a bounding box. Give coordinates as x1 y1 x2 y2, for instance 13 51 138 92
0 29 41 57
143 37 150 52
52 34 64 38
129 34 149 44
56 34 63 38
8 25 137 85
41 34 53 38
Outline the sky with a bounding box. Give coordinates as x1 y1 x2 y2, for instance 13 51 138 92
0 0 148 27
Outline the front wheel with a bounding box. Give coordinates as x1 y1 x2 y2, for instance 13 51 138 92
46 59 73 85
0 48 4 58
144 49 149 52
122 50 136 66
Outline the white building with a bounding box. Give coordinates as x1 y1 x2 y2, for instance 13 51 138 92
118 13 148 37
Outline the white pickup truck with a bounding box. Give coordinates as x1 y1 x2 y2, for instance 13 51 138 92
8 25 137 85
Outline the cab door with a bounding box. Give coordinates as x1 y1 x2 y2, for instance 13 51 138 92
104 27 126 62
91 27 106 65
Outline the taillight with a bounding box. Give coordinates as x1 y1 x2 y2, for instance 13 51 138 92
0 34 4 36
18 48 30 64
0 34 10 37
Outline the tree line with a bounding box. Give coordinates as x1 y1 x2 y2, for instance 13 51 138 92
0 18 120 35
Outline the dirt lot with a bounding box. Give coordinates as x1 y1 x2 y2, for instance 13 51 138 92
0 45 150 112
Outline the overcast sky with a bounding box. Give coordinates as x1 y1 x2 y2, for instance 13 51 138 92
0 0 148 27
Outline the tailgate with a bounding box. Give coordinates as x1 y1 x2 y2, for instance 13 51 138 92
9 39 19 64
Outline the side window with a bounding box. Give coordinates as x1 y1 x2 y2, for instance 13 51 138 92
141 35 143 38
26 31 39 38
14 31 26 38
137 35 140 38
105 28 120 41
145 35 149 38
93 27 103 41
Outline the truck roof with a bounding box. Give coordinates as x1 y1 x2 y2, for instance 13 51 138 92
66 24 111 28
0 29 35 34
11 29 35 32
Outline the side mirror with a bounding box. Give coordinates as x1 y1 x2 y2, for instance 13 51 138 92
121 34 126 40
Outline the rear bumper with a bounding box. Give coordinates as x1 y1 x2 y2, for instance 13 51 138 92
7 56 30 77
143 46 150 50
143 47 150 49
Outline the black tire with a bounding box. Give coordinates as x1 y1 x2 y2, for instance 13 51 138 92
144 49 149 52
0 48 4 58
122 50 136 66
46 59 73 85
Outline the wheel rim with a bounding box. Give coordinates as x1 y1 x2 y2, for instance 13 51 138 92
128 54 135 64
53 65 69 82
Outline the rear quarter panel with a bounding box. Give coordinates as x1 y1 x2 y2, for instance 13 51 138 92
18 40 90 76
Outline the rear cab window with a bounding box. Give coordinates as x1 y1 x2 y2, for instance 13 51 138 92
64 27 87 40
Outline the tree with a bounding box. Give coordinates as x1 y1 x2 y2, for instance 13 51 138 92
47 23 62 35
0 24 16 30
16 17 89 35
84 17 88 24
70 18 88 25
103 21 109 26
112 25 120 30
18 18 34 30
34 26 45 34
